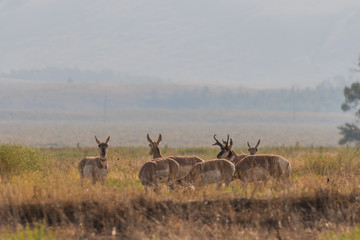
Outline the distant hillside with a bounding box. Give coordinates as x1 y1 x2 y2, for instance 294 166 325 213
0 72 347 114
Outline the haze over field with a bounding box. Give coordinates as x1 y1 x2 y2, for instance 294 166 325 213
1 1 360 88
1 1 360 147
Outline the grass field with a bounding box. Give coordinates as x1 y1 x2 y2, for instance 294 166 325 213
1 144 360 239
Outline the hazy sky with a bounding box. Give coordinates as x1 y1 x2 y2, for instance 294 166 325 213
1 0 360 88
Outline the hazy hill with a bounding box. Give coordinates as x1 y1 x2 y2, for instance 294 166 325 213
0 71 348 113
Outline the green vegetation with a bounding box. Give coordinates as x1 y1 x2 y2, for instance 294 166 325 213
1 222 55 240
0 144 46 177
320 226 360 240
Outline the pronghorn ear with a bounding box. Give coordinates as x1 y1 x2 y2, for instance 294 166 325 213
157 134 162 144
95 136 101 144
255 139 261 148
222 139 227 145
229 138 233 148
247 142 251 148
105 136 110 144
147 134 153 143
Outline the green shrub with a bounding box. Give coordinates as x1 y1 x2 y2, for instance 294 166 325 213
1 221 55 240
320 226 360 240
0 144 46 176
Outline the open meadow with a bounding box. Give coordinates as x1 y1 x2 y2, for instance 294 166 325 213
1 144 360 239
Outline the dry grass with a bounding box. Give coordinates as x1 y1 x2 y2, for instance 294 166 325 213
1 145 360 239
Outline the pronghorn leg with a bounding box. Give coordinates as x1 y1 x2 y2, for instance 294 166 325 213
168 182 175 191
224 178 232 190
250 181 259 199
243 181 249 198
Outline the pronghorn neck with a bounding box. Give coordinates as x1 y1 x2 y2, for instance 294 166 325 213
97 156 107 169
152 147 162 159
228 150 237 162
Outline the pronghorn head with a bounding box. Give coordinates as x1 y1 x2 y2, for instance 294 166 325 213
212 134 233 159
147 134 162 158
95 136 110 158
247 139 261 155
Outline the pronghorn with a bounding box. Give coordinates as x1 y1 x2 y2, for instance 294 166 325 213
247 139 261 155
212 134 247 165
176 159 235 189
78 136 110 184
213 134 291 183
138 157 180 191
147 134 205 179
232 154 291 183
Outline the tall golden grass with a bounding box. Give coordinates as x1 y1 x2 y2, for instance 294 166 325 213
1 144 360 239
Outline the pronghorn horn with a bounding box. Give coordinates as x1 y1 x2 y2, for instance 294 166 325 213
225 134 230 147
95 136 101 144
147 134 153 143
255 139 261 148
212 134 224 147
157 134 162 144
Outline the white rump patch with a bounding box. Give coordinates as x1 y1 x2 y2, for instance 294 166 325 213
278 158 290 174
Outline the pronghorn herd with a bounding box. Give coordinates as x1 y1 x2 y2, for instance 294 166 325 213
78 134 291 191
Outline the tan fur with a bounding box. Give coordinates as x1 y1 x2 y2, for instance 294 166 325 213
138 157 180 190
176 159 235 189
78 136 110 184
233 154 291 183
147 134 205 179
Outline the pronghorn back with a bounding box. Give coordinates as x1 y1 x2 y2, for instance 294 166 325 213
233 154 291 182
168 156 205 179
177 159 235 188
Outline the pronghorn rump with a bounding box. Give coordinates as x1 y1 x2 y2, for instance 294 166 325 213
138 158 180 187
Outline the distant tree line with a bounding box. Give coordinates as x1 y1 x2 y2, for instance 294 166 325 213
0 68 349 113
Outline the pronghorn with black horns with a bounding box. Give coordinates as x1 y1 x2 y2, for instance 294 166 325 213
78 136 110 184
213 134 291 184
147 134 205 179
212 134 247 165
